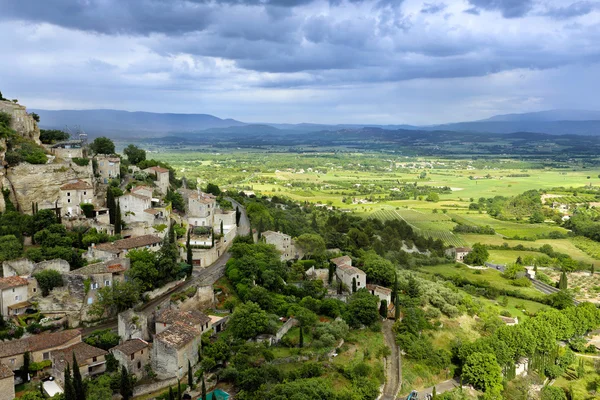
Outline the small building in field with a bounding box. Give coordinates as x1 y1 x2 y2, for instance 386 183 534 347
366 284 392 306
144 166 170 195
262 231 302 261
69 258 130 306
0 364 14 400
0 276 30 316
86 235 162 261
60 179 94 217
95 155 121 183
331 256 366 292
51 342 108 386
446 247 472 262
155 309 212 335
500 316 519 326
152 322 202 379
0 329 82 372
110 338 150 379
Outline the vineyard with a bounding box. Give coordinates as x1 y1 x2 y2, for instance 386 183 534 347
571 236 600 261
549 195 598 204
372 208 465 246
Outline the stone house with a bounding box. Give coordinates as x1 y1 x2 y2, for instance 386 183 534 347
0 364 15 400
69 258 129 306
144 166 170 195
86 235 162 261
155 309 212 335
0 276 30 316
95 155 121 183
110 339 150 379
366 284 392 306
0 329 82 371
262 231 302 261
448 247 472 262
131 185 153 199
60 179 94 217
119 193 152 223
152 322 202 379
51 342 107 386
185 190 217 227
50 140 84 160
331 256 366 292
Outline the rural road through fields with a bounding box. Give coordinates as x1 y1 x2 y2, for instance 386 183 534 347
417 378 460 398
381 319 401 400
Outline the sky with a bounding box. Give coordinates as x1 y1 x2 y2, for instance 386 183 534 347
1 0 599 125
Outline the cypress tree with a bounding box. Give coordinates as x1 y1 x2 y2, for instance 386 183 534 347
120 365 133 400
220 220 224 235
592 264 595 275
328 264 334 285
186 229 193 269
169 221 175 244
352 277 357 293
22 351 30 382
72 353 85 400
114 200 122 234
188 360 193 389
337 280 343 295
211 228 215 247
559 271 568 290
64 364 75 400
394 301 400 320
168 387 174 400
391 273 398 306
299 326 304 348
177 381 182 400
379 300 388 319
107 188 115 224
432 386 437 399
201 373 207 400
235 206 241 227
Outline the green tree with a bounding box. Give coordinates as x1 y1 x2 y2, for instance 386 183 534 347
463 243 489 266
106 186 116 225
201 373 207 400
463 352 503 397
426 192 440 202
114 200 122 234
345 289 379 328
235 206 241 227
0 234 22 261
379 299 388 318
540 386 567 400
558 271 568 290
33 269 63 296
126 249 159 292
64 363 76 400
299 326 304 348
72 353 86 400
120 365 133 400
295 233 326 259
205 183 221 196
90 137 115 155
186 229 193 270
39 129 69 144
123 144 146 165
22 351 31 382
91 280 140 317
188 360 194 389
352 277 357 293
166 188 185 212
228 302 269 340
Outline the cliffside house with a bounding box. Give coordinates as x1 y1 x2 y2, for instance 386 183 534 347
51 342 108 386
155 309 212 335
0 276 30 316
60 179 94 217
95 155 121 183
0 329 82 372
331 256 366 292
184 189 217 227
0 364 15 400
262 231 302 261
86 235 162 261
50 140 84 159
119 193 152 222
144 166 170 195
131 185 154 199
152 322 202 379
366 284 392 306
69 259 129 306
110 338 150 379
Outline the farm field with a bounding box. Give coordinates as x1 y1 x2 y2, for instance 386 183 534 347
447 212 568 239
477 295 550 320
420 264 545 300
543 270 600 303
487 249 547 265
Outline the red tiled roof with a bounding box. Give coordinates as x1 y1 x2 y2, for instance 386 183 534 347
0 276 28 290
331 255 352 267
60 179 92 191
52 342 107 372
0 329 82 358
95 235 162 252
155 322 200 349
146 166 169 174
110 339 149 356
156 309 211 327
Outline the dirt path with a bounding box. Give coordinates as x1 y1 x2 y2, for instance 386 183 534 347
381 319 401 400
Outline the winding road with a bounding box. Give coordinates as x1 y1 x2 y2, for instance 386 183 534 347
381 319 401 400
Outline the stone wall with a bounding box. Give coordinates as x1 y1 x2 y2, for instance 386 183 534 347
3 258 71 278
0 100 40 144
178 285 215 311
133 377 178 398
0 375 15 400
118 309 150 341
275 318 298 343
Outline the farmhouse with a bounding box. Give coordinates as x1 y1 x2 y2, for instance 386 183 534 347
0 276 29 316
86 235 162 261
331 256 366 292
110 338 150 379
60 179 94 217
0 329 82 371
51 342 108 385
448 247 472 262
366 284 392 306
262 231 302 261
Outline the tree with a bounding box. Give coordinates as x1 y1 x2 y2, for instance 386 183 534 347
462 352 503 396
114 200 122 234
120 365 133 400
64 363 76 400
188 360 194 389
295 233 326 259
169 387 174 400
123 144 146 165
235 206 241 227
22 351 31 382
201 373 207 400
72 353 86 400
379 299 388 318
90 137 115 155
33 269 63 296
228 302 269 340
220 220 224 236
432 386 437 399
352 277 357 293
186 229 193 270
299 326 304 348
426 192 440 202
80 203 95 218
91 280 140 317
0 234 22 261
39 129 69 144
205 183 221 196
540 386 567 400
558 271 568 290
592 264 595 275
106 187 116 224
463 243 489 266
166 188 185 212
345 289 379 328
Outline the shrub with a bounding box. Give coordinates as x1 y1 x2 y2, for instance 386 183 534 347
72 157 90 166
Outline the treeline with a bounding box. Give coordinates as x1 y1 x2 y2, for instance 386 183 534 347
468 190 560 224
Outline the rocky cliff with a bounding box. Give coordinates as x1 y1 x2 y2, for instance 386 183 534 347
0 100 40 144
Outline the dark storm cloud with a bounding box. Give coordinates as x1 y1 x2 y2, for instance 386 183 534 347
421 2 447 14
542 1 600 19
468 0 534 18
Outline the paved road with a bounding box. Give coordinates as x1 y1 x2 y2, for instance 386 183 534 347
381 319 401 400
417 378 460 398
227 197 251 237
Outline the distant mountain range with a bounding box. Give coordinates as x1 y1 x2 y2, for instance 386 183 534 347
31 108 600 137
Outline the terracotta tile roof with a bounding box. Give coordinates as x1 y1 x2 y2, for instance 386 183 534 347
132 185 152 193
71 260 127 275
0 329 82 358
337 263 365 277
331 255 352 267
110 339 149 356
189 191 216 204
0 364 14 379
144 208 160 215
95 235 162 252
156 309 211 328
262 231 289 239
145 166 169 174
0 276 28 290
124 192 151 201
455 247 472 253
366 284 392 295
52 342 107 372
60 179 92 191
155 322 200 349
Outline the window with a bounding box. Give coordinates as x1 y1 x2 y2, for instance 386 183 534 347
67 199 71 203
105 280 111 287
92 357 97 362
88 297 93 305
67 192 71 196
10 359 15 365
137 361 141 369
15 295 21 301
43 352 50 360
141 350 143 355
12 289 14 293
131 354 135 360
33 288 37 293
83 191 87 195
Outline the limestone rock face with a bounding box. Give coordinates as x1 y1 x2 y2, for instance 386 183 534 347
1 162 93 213
0 100 41 144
